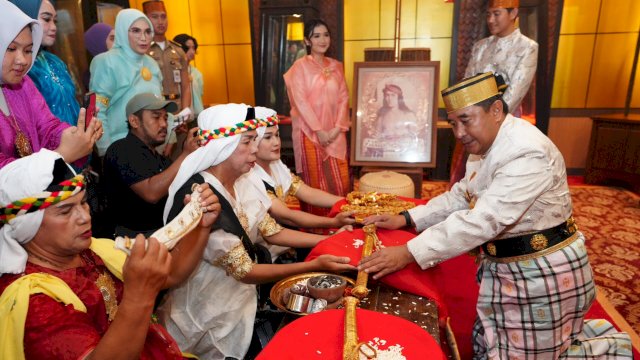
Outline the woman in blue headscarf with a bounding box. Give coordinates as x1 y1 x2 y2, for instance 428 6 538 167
89 9 163 156
9 0 81 127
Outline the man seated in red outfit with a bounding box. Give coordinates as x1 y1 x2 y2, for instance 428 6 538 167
0 149 220 359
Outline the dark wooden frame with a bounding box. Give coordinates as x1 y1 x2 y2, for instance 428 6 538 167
350 61 439 168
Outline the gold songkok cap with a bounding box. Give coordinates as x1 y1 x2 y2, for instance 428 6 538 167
142 0 166 14
442 72 499 113
488 0 519 8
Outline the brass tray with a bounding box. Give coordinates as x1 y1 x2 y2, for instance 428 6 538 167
270 272 355 316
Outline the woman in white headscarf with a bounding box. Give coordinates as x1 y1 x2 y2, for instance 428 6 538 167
0 0 100 169
89 8 163 156
250 111 355 230
0 148 221 359
159 103 356 360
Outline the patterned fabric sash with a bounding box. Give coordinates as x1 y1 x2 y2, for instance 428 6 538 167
0 174 85 224
197 115 279 146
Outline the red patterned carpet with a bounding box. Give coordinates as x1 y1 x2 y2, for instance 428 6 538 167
421 181 640 342
570 185 640 335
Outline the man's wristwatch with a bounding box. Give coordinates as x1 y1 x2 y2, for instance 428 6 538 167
400 210 412 227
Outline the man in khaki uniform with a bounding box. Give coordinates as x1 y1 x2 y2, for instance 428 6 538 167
143 0 192 157
143 0 192 112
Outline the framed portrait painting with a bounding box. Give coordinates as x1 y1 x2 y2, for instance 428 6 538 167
350 61 439 167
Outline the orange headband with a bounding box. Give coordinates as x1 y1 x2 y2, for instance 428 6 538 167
488 0 519 8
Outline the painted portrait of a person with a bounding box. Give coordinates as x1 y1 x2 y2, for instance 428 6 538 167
374 84 418 139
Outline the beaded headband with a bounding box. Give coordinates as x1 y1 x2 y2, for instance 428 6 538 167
0 174 85 224
197 114 280 146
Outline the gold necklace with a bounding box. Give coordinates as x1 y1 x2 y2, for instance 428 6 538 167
80 252 119 322
5 112 33 157
28 251 119 322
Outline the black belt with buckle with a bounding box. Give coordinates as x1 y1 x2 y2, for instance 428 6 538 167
164 94 180 100
481 217 578 258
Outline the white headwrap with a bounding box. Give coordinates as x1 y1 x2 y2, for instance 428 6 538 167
164 103 261 223
255 107 278 142
0 0 43 84
0 149 76 275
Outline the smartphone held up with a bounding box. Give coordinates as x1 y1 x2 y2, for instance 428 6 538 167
83 92 96 130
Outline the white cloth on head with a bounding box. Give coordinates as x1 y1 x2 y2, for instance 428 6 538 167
163 103 251 223
0 149 66 275
0 0 43 84
254 106 277 141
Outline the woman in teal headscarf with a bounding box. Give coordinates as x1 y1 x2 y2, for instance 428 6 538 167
9 0 81 127
89 9 163 156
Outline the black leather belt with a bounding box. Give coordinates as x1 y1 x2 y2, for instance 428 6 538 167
164 93 180 100
481 217 578 259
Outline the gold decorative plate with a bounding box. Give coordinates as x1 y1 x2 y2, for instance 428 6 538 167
270 272 355 316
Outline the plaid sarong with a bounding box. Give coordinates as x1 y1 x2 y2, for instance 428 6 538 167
472 233 632 359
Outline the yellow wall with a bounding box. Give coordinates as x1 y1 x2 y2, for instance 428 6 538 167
344 0 454 108
129 0 254 107
126 0 640 113
552 0 640 108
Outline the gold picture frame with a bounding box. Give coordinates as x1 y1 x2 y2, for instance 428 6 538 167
350 61 439 168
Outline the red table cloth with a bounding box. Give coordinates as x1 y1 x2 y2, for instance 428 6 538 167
258 308 445 359
305 228 448 321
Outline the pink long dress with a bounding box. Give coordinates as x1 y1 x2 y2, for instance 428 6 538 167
283 55 351 215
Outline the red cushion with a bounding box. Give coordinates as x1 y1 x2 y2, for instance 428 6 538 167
305 228 448 321
258 308 446 359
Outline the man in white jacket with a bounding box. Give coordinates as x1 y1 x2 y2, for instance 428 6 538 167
359 72 632 359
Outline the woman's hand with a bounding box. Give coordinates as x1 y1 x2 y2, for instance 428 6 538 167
317 128 341 147
313 254 356 272
334 210 356 227
335 224 353 234
56 108 103 163
316 130 331 147
328 127 341 141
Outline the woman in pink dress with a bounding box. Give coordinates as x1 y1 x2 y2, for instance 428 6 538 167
0 1 100 169
284 19 350 216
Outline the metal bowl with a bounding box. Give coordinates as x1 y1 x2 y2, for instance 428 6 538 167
270 272 354 316
307 274 348 303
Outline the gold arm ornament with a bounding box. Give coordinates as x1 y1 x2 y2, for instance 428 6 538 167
342 296 376 360
351 224 379 299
